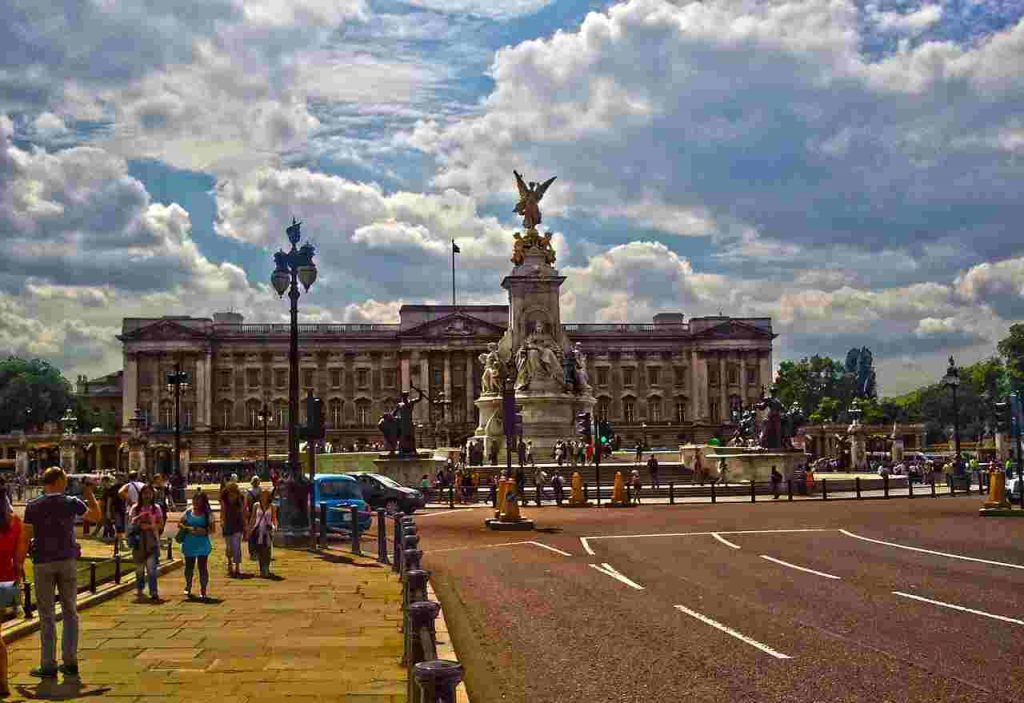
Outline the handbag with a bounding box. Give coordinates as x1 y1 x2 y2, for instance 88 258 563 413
0 582 19 609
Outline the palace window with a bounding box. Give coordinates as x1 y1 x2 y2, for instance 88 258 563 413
274 369 286 389
649 398 663 422
622 367 635 387
274 402 287 429
160 401 173 429
356 368 369 388
674 366 687 388
727 364 738 385
330 369 342 388
647 367 660 386
431 367 443 388
708 366 720 386
597 398 610 421
746 366 758 385
356 400 372 428
597 367 609 387
220 402 233 429
183 403 194 430
383 369 396 388
302 368 314 388
623 398 636 424
675 400 687 424
709 398 720 423
329 400 343 428
246 368 261 388
247 400 261 429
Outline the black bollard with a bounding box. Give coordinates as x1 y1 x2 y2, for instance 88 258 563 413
822 479 828 501
414 660 465 703
855 476 861 499
931 476 936 497
351 506 362 556
404 569 430 610
583 483 589 502
89 562 97 594
448 485 454 509
166 537 173 561
710 481 716 504
320 502 328 550
377 509 390 565
403 548 423 573
406 601 442 703
883 474 889 499
402 534 421 575
22 581 32 618
750 481 756 503
114 553 121 584
669 482 674 505
908 477 914 499
393 513 405 574
787 479 793 501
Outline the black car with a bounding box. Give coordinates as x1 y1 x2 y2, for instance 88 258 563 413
347 473 426 514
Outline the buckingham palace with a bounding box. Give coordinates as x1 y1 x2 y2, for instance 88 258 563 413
111 305 774 464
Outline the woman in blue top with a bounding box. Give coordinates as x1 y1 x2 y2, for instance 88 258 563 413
177 490 215 601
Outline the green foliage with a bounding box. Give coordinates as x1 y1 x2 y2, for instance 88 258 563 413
773 348 877 422
0 357 75 433
997 323 1024 385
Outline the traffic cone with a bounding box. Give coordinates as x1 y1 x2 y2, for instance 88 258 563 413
501 484 522 522
569 472 587 506
495 478 508 519
609 471 631 508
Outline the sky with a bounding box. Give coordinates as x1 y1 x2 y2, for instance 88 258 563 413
2 0 1024 395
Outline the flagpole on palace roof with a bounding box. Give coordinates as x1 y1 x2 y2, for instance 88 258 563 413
451 239 459 310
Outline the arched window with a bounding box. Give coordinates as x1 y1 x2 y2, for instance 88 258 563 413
182 402 194 430
675 399 687 424
597 397 610 422
329 399 343 428
623 398 636 424
274 401 287 429
356 399 372 428
246 400 262 429
648 397 663 423
160 401 173 429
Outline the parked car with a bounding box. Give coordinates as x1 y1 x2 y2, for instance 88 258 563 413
1008 474 1023 502
311 474 373 532
347 473 425 515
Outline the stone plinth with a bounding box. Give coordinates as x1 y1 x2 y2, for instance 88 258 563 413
372 454 443 487
474 391 594 464
679 444 808 482
891 437 905 463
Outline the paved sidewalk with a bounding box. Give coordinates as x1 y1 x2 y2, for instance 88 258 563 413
5 546 406 702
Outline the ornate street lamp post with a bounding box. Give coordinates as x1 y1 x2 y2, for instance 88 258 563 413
166 364 190 479
942 355 963 475
271 218 318 541
642 422 648 451
257 404 271 476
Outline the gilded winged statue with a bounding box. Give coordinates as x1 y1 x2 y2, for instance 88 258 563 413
513 170 556 230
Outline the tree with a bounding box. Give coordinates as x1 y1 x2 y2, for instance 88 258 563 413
0 357 76 433
997 324 1024 387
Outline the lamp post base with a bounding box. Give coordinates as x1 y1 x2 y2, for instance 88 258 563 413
484 518 535 531
274 473 311 547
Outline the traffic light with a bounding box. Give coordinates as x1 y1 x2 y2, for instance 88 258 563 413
503 392 524 441
598 420 613 446
575 412 592 441
510 405 524 439
300 392 325 440
996 401 1010 433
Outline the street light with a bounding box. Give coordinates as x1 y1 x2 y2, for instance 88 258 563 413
60 408 77 436
942 355 963 474
641 422 648 451
257 404 271 476
166 364 190 480
271 218 318 539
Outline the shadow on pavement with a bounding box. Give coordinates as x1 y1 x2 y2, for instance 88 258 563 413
314 553 383 568
15 680 111 700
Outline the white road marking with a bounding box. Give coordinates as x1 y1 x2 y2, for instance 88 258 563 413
712 533 741 550
581 528 830 557
429 541 533 554
580 537 595 556
416 509 477 518
760 555 841 580
840 529 1024 571
673 604 791 660
893 591 1024 626
589 563 645 590
527 541 572 557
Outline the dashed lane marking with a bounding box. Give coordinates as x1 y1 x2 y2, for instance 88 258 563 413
893 591 1024 626
840 529 1024 571
580 528 830 557
526 541 572 557
712 533 741 550
589 563 645 590
673 604 791 660
416 509 480 518
428 540 570 556
760 554 841 580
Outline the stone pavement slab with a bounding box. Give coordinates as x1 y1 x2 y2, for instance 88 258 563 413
4 547 407 702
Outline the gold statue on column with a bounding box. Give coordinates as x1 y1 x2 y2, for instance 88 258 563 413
513 170 556 230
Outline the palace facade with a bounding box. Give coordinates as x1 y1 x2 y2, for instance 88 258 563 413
115 306 774 463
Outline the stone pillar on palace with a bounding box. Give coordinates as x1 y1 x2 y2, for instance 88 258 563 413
719 353 728 423
417 355 430 424
739 355 748 407
195 348 212 428
400 353 411 392
464 351 475 423
443 352 452 404
758 352 772 395
123 353 138 428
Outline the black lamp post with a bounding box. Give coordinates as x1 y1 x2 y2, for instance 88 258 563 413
257 404 271 476
271 218 318 540
942 355 963 474
641 422 648 451
166 363 189 479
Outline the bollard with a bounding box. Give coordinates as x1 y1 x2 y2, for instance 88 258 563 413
406 601 442 703
166 537 173 561
319 503 328 550
669 482 674 505
402 534 421 575
710 481 716 504
750 481 756 503
448 485 454 509
89 562 97 594
403 549 423 573
393 513 405 573
22 581 32 618
583 483 589 502
404 569 430 612
114 554 121 584
908 477 914 499
822 479 828 501
351 506 362 556
950 477 956 497
626 482 632 505
414 660 464 703
787 479 793 501
377 509 390 564
855 476 861 499
931 476 936 497
883 474 889 499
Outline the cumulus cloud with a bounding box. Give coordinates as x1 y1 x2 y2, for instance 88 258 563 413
870 5 944 34
400 0 555 20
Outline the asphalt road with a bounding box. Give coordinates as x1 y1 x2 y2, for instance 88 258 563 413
418 498 1024 703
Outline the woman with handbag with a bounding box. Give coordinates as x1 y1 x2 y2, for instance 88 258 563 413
128 484 164 602
248 489 277 578
0 488 26 696
178 490 215 600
